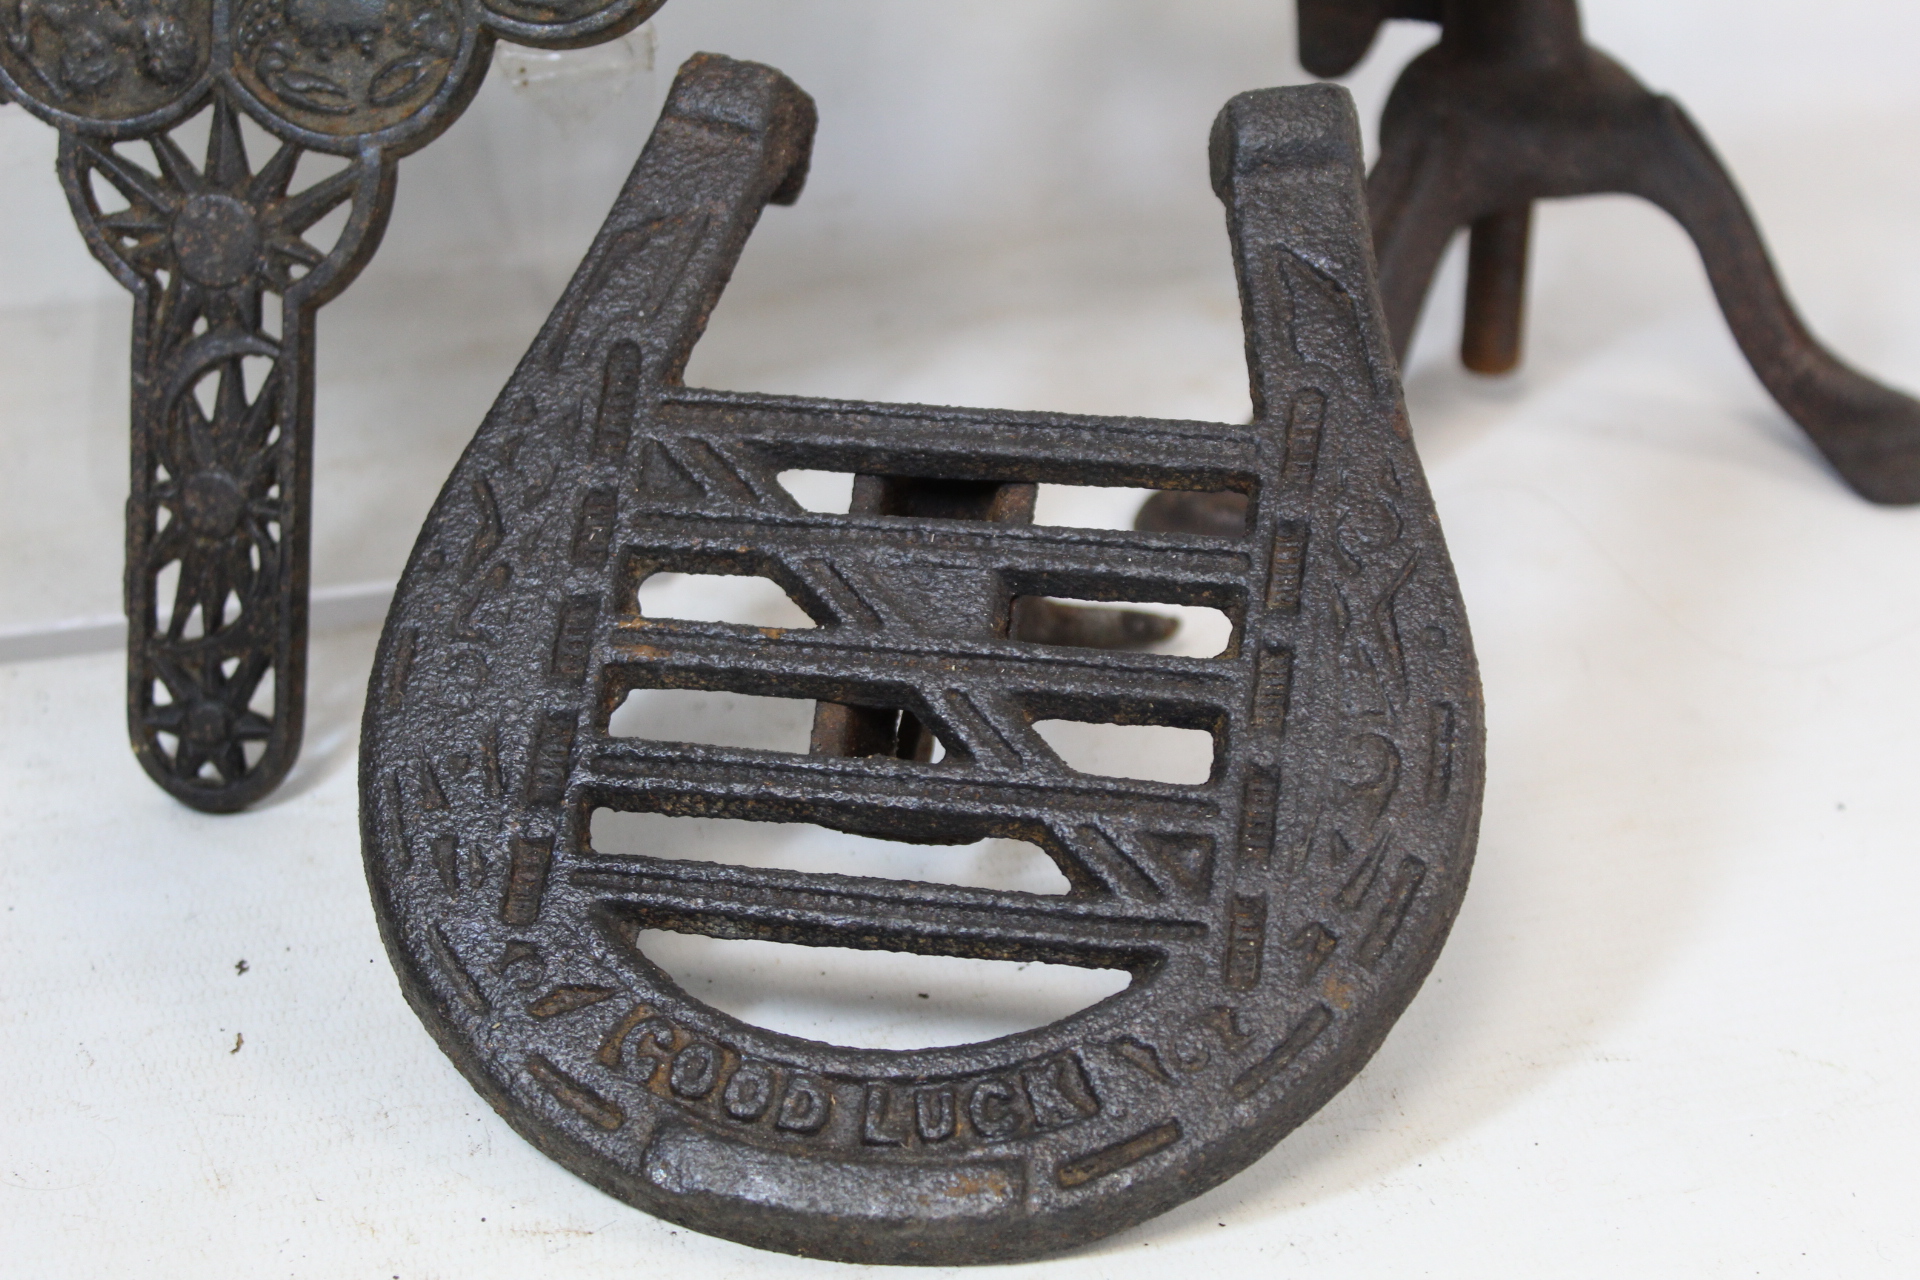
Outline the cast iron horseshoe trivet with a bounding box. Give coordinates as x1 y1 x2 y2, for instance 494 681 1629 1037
362 54 1484 1264
1293 0 1920 503
0 0 666 811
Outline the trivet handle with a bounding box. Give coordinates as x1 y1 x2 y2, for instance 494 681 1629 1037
56 100 393 811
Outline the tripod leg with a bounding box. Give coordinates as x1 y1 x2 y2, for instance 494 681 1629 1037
1626 98 1920 503
1462 203 1533 374
1368 125 1475 366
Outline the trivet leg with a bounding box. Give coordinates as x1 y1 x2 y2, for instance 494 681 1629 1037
813 475 1176 758
1462 203 1532 374
1133 489 1249 538
1367 128 1477 367
1627 98 1920 503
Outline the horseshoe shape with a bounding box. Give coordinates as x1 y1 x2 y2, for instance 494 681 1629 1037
362 54 1484 1264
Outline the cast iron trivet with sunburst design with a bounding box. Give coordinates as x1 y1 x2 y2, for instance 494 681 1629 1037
0 0 666 810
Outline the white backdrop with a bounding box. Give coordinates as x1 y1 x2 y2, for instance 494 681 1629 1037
2 3 1919 1276
8 0 1920 641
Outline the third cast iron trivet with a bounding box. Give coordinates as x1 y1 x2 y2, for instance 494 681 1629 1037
1154 0 1920 538
362 54 1483 1263
1295 0 1920 502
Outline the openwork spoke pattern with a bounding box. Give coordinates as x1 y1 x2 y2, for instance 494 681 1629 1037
4 0 665 809
146 648 275 786
146 346 283 643
59 89 379 808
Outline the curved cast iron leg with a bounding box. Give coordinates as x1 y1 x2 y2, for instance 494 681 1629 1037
1366 126 1480 369
1625 98 1920 504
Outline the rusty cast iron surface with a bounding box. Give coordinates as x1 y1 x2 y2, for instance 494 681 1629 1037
361 54 1484 1264
1296 0 1920 503
0 0 667 811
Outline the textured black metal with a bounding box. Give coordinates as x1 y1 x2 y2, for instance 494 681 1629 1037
0 0 667 811
1297 0 1920 504
363 55 1483 1264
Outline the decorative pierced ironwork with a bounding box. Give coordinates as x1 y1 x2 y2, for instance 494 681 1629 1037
364 56 1483 1263
1 0 667 810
